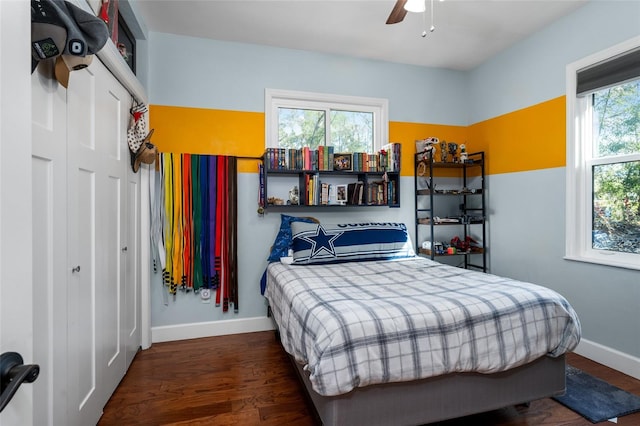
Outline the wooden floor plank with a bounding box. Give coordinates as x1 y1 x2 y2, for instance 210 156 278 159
98 331 640 425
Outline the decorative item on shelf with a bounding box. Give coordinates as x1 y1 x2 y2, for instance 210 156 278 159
417 161 427 177
288 186 299 205
421 240 445 254
333 153 353 171
416 137 438 162
450 235 482 253
440 140 448 162
448 142 459 163
460 144 468 163
465 215 484 224
336 184 348 205
379 149 388 171
432 216 463 224
267 197 284 206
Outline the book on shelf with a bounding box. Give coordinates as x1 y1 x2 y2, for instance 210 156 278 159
380 142 401 172
265 144 400 173
347 181 364 205
321 182 329 205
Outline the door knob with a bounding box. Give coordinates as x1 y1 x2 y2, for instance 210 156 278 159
0 352 40 413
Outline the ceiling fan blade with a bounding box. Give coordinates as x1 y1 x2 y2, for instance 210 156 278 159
386 0 408 24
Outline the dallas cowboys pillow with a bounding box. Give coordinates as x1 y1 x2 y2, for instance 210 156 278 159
267 214 318 262
290 222 415 264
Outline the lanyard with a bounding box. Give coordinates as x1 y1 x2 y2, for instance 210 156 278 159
171 153 183 294
181 154 192 290
162 154 174 294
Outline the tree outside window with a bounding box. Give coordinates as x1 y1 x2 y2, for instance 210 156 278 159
591 80 640 254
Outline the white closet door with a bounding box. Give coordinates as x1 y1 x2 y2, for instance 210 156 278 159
91 60 132 404
65 59 133 425
31 60 69 426
65 62 105 426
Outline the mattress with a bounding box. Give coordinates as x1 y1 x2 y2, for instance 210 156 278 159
265 256 581 397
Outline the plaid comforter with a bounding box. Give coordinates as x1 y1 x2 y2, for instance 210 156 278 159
265 257 581 397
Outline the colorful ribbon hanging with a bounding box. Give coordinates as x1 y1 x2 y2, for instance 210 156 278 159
191 155 203 290
181 154 193 290
158 153 238 312
162 154 175 294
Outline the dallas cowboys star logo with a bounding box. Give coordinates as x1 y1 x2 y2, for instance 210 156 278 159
301 225 343 258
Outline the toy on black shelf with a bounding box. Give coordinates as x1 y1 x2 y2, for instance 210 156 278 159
450 235 481 252
416 137 438 162
267 197 284 206
460 144 468 163
448 142 459 163
288 186 299 205
440 140 448 162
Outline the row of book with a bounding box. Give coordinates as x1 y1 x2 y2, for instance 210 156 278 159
303 174 398 206
265 146 336 171
265 143 401 173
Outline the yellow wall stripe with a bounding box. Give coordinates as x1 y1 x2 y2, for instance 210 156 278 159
149 97 565 176
389 121 471 177
149 105 264 173
468 96 566 175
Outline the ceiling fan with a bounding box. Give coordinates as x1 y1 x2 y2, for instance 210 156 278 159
386 0 437 37
386 0 436 27
386 0 410 24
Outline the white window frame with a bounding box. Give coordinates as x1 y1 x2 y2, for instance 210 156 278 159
265 88 389 152
565 36 640 271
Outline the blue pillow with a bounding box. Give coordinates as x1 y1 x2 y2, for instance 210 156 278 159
290 222 415 264
267 214 318 262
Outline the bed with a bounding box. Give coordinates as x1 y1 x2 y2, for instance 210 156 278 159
263 220 581 425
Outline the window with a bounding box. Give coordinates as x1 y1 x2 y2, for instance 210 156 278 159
566 37 640 270
265 89 388 153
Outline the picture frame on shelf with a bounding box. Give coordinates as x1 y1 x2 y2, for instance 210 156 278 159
336 184 348 205
334 153 353 171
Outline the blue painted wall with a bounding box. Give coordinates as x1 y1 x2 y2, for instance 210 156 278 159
144 0 640 365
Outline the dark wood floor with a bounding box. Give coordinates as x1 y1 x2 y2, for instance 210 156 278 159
98 331 640 426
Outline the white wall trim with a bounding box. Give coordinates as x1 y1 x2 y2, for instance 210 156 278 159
151 316 276 343
139 167 152 349
574 338 640 380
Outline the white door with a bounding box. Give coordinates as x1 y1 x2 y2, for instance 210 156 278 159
0 1 38 425
91 60 131 404
65 59 133 425
3 2 140 423
31 58 69 426
30 48 139 426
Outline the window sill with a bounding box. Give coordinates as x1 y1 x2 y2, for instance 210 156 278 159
564 254 640 271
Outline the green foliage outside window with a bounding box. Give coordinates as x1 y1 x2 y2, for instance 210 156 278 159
591 79 640 254
277 108 373 153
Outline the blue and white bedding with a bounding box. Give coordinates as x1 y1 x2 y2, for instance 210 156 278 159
265 256 581 397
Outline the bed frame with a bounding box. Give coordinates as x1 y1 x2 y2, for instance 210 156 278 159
287 346 566 426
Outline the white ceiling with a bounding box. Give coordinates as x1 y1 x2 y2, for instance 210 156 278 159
135 0 588 71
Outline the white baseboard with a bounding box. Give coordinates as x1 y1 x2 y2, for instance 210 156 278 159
574 338 640 380
151 316 276 344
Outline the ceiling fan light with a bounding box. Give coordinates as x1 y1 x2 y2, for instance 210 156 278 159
404 0 426 13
